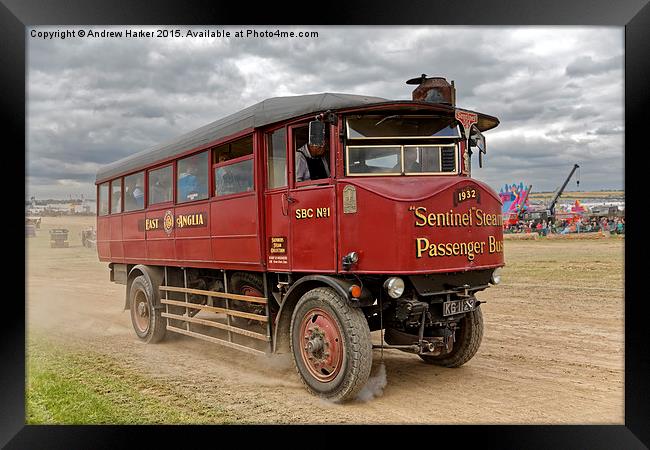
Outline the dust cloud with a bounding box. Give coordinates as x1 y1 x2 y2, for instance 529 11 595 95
356 362 387 402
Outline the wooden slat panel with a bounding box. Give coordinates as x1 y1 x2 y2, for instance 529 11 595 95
159 286 267 304
166 325 267 356
162 312 269 341
161 298 268 322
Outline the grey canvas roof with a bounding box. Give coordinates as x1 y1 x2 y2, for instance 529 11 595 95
96 92 389 182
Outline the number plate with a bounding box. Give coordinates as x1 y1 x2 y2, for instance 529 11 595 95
443 297 476 316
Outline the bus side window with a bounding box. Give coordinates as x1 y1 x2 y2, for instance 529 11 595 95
98 182 109 216
177 151 209 203
215 159 253 196
213 135 254 196
110 179 122 213
148 165 173 205
124 171 145 211
267 128 287 189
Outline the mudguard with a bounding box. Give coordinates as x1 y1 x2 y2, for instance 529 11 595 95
272 274 374 353
124 265 165 310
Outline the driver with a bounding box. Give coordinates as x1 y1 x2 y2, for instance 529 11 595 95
295 132 330 182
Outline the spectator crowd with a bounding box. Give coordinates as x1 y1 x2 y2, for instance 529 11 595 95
505 216 625 236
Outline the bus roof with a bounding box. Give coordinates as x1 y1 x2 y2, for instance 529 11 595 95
96 93 388 182
95 92 498 182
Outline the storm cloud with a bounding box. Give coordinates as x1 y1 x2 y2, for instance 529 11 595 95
27 26 623 198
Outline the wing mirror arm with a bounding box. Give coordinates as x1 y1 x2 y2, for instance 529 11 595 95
468 124 487 168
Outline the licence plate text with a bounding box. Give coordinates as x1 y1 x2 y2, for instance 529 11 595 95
443 297 476 316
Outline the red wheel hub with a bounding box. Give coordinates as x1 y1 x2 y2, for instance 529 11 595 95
241 286 262 297
299 308 343 382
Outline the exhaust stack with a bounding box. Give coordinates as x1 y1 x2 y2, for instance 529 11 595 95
406 74 456 106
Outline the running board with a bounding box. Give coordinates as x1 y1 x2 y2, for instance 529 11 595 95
159 269 272 356
166 325 267 356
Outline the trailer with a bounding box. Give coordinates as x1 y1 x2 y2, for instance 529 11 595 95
95 75 504 401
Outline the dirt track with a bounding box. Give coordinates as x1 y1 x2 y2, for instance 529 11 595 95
26 216 624 424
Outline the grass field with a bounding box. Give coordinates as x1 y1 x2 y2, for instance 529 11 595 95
27 334 236 424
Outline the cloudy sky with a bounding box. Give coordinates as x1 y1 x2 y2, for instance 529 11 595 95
27 26 624 199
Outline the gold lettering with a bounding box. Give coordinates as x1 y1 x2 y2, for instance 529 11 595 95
436 212 446 227
413 237 492 261
489 235 503 253
416 237 429 258
414 207 427 226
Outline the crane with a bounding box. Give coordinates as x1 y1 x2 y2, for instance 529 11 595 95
547 163 580 219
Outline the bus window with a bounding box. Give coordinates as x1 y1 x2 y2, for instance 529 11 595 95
267 128 287 189
212 135 253 161
213 135 254 196
98 182 109 216
215 158 253 196
294 124 330 184
177 151 209 203
148 165 173 205
110 179 122 213
347 146 401 175
404 145 456 174
124 171 145 212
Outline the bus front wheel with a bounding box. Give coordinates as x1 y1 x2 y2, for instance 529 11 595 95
289 287 372 402
419 306 484 367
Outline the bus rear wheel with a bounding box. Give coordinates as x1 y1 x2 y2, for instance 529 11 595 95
230 272 265 328
419 306 483 367
129 275 166 343
290 287 372 402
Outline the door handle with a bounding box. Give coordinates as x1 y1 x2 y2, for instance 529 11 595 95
281 193 289 216
281 193 296 216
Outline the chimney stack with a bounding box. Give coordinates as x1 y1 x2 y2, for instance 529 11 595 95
406 74 456 106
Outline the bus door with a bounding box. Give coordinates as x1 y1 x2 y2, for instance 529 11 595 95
264 127 292 271
287 123 337 272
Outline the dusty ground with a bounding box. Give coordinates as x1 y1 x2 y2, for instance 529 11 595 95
26 216 624 424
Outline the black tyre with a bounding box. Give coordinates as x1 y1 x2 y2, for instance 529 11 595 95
419 305 483 367
290 287 372 402
230 272 265 327
129 275 166 343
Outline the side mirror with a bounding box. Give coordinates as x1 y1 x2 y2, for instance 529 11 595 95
308 120 326 147
469 125 487 168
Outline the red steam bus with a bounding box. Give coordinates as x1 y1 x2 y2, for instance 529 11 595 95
96 75 503 401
